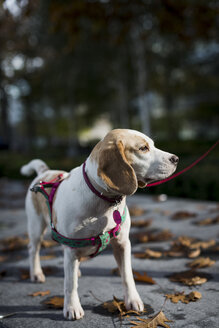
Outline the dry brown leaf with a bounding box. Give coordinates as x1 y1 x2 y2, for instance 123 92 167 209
134 249 162 259
166 236 216 259
43 296 64 309
177 236 195 247
165 249 185 257
188 248 201 258
166 291 202 304
150 230 173 242
196 216 219 226
133 271 156 285
20 268 30 280
130 310 172 328
190 240 216 250
169 270 207 286
0 236 29 251
145 249 163 258
133 230 173 244
29 290 50 297
0 255 8 262
188 257 216 269
103 296 144 317
172 211 197 220
111 268 156 285
212 246 219 252
40 254 56 261
188 291 202 301
132 219 152 228
129 206 146 217
41 240 57 248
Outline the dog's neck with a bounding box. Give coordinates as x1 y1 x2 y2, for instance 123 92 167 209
85 157 122 199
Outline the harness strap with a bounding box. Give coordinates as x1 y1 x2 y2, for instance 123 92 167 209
30 174 127 257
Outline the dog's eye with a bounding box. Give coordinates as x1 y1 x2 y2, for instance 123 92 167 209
139 145 149 152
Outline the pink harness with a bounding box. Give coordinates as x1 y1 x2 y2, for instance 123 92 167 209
31 165 126 257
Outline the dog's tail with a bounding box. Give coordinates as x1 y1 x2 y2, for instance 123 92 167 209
20 159 49 177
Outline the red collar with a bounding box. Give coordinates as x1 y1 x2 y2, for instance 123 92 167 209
82 161 123 205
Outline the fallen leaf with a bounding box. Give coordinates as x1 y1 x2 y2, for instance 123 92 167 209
188 291 202 301
20 268 30 280
29 290 50 297
134 249 162 259
190 240 216 249
212 246 219 252
195 218 213 226
133 230 173 244
169 270 207 286
165 250 185 258
0 255 8 262
111 268 156 285
166 291 202 304
130 310 172 328
150 230 173 242
103 296 144 317
129 207 146 217
40 254 56 261
189 291 202 302
43 296 64 309
166 236 216 259
172 211 197 220
41 240 57 248
133 271 156 285
188 257 215 269
188 248 201 258
131 219 152 228
0 236 29 251
145 249 162 258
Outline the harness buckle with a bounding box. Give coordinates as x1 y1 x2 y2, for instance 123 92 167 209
30 184 40 193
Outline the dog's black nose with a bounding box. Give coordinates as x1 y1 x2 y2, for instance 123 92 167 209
169 155 179 165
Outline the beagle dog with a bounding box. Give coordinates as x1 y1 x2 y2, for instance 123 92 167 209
21 129 178 320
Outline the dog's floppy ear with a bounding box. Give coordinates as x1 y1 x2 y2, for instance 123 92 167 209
98 139 138 195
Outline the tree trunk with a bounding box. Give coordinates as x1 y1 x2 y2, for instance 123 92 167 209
130 28 151 136
0 82 11 149
23 100 36 154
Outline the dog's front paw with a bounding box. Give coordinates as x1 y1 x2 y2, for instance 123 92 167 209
63 303 84 320
125 292 144 312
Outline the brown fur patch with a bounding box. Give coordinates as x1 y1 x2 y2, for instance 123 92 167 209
91 130 139 195
31 171 65 219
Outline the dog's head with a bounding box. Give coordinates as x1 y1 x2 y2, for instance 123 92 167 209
90 129 178 196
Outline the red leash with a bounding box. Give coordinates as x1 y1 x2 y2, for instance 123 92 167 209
147 140 219 187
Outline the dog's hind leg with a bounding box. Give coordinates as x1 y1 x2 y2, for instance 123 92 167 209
26 195 47 283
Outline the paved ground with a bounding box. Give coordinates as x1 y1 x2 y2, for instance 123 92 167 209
0 181 218 327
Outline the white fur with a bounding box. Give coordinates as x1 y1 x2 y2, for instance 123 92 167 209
22 129 178 320
21 159 49 176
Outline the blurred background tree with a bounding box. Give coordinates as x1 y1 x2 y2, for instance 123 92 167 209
0 0 218 200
